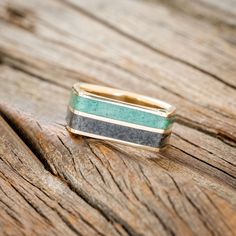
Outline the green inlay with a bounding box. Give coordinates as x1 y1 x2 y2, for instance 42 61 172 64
69 91 173 130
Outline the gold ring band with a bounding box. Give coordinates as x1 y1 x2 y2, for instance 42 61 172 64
66 82 176 150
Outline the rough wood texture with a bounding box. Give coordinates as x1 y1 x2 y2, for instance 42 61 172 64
0 0 235 235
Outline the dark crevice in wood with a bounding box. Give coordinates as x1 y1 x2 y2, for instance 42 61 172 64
217 135 236 148
0 206 23 229
9 183 52 225
170 145 236 188
60 0 236 90
202 191 235 235
60 172 135 236
57 135 73 156
12 149 23 164
0 182 17 204
130 187 175 236
165 173 182 194
33 193 83 236
110 223 129 236
175 115 236 145
0 112 54 174
165 194 194 235
82 140 109 188
174 132 236 168
78 165 98 191
85 141 133 204
88 156 107 186
35 121 43 130
138 165 156 196
11 168 56 202
106 167 130 201
56 135 77 173
151 193 182 235
0 186 23 227
56 203 106 236
57 136 91 178
184 195 216 236
128 187 159 235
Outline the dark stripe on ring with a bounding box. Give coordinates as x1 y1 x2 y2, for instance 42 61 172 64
66 109 169 148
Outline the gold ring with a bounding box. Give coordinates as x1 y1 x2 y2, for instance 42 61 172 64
66 83 176 151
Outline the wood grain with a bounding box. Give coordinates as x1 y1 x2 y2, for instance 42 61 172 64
0 0 236 235
0 116 123 236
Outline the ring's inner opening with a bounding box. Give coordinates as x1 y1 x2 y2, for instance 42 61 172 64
79 84 163 110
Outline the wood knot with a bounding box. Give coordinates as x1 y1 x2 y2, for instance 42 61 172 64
5 5 35 32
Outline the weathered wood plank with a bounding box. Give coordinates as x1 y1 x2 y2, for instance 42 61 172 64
1 65 236 235
0 116 126 236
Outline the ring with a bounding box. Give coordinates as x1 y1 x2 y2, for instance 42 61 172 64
66 83 176 151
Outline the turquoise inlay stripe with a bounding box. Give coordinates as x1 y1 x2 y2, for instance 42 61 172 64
69 92 173 130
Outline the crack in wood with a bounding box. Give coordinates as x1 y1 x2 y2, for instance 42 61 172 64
175 115 236 145
184 194 216 236
170 145 236 187
0 112 54 174
174 132 236 168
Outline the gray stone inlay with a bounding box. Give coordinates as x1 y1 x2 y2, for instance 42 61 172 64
66 109 169 148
